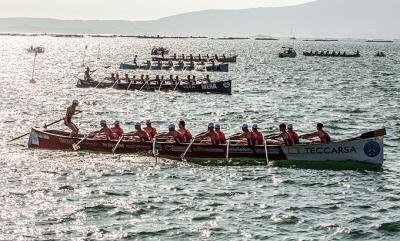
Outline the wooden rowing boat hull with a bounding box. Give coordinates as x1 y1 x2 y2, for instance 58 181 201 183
28 129 385 166
76 79 232 94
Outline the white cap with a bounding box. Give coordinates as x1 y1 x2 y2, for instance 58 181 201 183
72 99 79 105
252 124 258 129
100 120 107 125
288 124 293 129
168 123 175 129
114 120 120 125
208 122 214 128
242 123 249 129
146 120 151 125
215 123 221 129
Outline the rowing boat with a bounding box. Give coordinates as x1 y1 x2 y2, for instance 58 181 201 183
152 55 237 63
76 79 232 94
27 128 386 167
119 62 229 72
303 51 361 57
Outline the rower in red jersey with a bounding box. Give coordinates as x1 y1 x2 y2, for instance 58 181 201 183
214 123 226 144
111 120 124 138
157 123 187 144
90 120 118 140
299 123 331 144
64 99 81 137
251 124 264 145
178 119 192 143
196 122 220 145
266 123 294 146
126 122 150 142
287 124 300 144
144 120 157 139
229 123 257 146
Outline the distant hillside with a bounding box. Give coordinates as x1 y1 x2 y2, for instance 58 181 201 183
0 0 398 39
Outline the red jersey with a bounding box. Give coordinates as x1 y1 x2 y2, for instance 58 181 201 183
253 131 264 145
216 130 226 144
319 130 331 143
145 127 157 139
104 127 118 140
180 128 192 143
288 130 299 144
281 131 294 146
139 129 150 142
173 131 187 144
111 127 124 138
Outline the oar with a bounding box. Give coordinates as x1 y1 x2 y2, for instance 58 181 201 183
158 80 164 91
225 140 230 164
173 81 180 91
8 132 31 143
180 139 195 161
263 136 269 165
152 137 158 164
111 79 119 88
139 80 150 91
72 135 89 151
112 135 124 154
126 80 133 91
8 113 81 143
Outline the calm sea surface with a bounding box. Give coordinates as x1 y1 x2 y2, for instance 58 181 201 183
0 36 399 240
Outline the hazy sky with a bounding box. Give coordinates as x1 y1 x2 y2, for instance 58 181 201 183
1 0 314 20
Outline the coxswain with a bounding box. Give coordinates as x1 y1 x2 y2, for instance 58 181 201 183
299 123 331 144
229 123 257 146
90 120 118 140
84 67 96 81
195 122 220 145
64 99 81 137
205 74 211 83
126 122 150 142
111 120 124 138
287 124 300 144
144 120 157 139
252 124 264 145
178 119 193 143
266 123 294 146
157 123 186 143
214 123 226 144
133 55 138 65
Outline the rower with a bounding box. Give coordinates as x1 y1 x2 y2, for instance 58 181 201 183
266 123 294 146
195 122 220 145
126 122 150 142
169 75 174 84
124 74 130 83
140 74 145 83
229 123 256 147
144 120 157 139
186 75 191 85
299 123 331 144
111 120 124 138
205 74 211 83
133 55 138 65
178 119 193 143
252 124 264 145
115 73 121 84
84 67 96 82
64 99 80 137
155 75 160 84
157 123 186 143
214 123 226 144
90 120 118 140
192 76 196 85
110 73 116 83
173 53 177 60
173 76 180 86
287 124 299 144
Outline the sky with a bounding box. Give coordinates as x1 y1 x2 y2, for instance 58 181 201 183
0 0 314 21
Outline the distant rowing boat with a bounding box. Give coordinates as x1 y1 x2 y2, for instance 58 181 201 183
76 79 232 94
119 62 229 72
27 128 386 166
152 55 237 63
303 51 360 58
